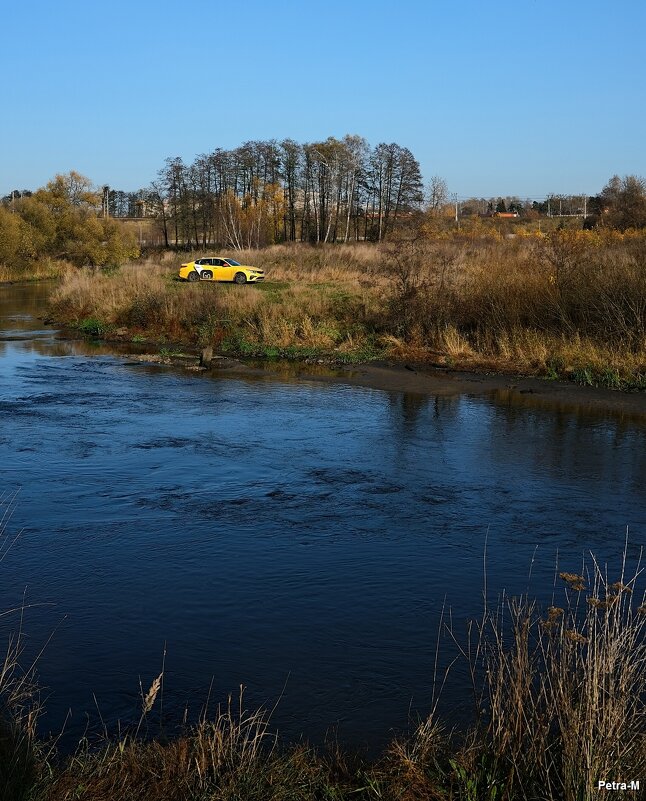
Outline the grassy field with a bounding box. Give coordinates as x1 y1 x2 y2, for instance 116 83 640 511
47 232 646 389
3 556 645 800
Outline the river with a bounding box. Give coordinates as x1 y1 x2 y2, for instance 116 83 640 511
1 281 645 750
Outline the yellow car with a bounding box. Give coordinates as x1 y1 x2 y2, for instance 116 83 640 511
178 257 265 284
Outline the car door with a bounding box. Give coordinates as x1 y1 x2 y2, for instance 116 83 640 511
219 260 238 281
211 258 231 281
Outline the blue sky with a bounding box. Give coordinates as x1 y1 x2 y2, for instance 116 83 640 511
2 0 644 198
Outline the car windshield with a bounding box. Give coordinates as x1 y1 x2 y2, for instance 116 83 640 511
224 259 241 266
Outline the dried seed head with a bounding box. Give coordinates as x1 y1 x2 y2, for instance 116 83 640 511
142 672 163 715
565 629 588 645
588 596 618 610
559 572 585 590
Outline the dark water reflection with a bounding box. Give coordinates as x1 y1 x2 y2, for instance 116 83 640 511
1 281 645 750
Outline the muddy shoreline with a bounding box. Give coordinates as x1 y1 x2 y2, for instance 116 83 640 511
117 345 646 420
232 360 646 418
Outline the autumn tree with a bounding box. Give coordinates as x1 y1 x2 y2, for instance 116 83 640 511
596 175 646 230
280 139 302 241
366 143 423 241
0 172 138 272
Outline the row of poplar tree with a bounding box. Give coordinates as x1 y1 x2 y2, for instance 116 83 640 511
108 136 424 248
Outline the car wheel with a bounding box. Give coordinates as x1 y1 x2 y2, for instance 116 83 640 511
234 272 247 284
187 271 199 282
201 270 213 280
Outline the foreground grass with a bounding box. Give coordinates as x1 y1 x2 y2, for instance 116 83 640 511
47 234 646 388
3 556 645 801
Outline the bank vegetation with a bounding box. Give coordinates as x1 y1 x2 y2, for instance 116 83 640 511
48 229 646 389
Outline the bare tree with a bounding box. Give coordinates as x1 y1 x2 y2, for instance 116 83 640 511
426 175 448 215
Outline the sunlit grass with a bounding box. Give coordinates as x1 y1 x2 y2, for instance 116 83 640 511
47 235 646 384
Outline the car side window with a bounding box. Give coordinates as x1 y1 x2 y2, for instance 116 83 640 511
213 259 223 266
196 259 205 265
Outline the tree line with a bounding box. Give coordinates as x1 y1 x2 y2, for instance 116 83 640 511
1 142 645 274
105 160 646 246
111 136 425 248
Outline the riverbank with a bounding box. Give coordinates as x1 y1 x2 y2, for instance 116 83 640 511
46 236 646 392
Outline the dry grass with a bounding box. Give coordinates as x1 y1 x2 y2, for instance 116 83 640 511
437 549 646 801
382 230 646 386
1 492 42 801
47 233 646 383
0 258 74 283
42 688 279 801
234 242 387 285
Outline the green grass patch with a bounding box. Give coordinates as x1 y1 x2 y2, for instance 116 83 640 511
220 332 383 363
334 345 385 363
552 363 646 391
158 346 186 358
76 317 110 337
220 335 323 360
545 356 565 381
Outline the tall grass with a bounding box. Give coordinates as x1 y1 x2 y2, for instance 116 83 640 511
0 258 74 283
383 230 646 385
477 559 646 799
49 246 386 357
42 688 277 801
385 551 646 801
1 492 41 801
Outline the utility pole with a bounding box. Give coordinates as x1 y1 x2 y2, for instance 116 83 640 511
102 185 110 218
